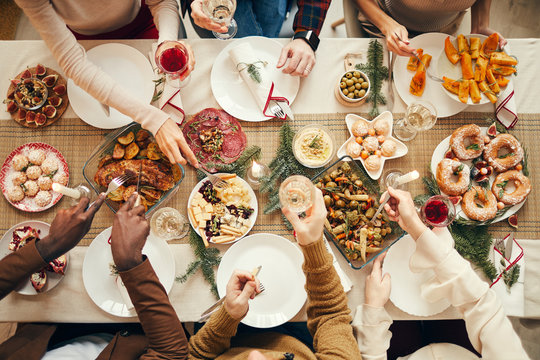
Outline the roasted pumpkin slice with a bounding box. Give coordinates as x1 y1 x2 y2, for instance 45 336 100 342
480 33 499 57
406 48 423 71
410 72 426 97
124 142 140 160
490 65 516 76
469 80 482 104
485 68 500 93
470 37 481 59
478 81 498 103
474 56 488 82
496 75 510 87
458 80 469 103
118 131 135 145
442 77 459 95
444 36 460 64
457 34 469 54
460 52 474 80
490 52 518 66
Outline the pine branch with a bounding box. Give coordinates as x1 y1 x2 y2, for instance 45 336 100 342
356 40 388 118
175 259 201 283
207 145 261 178
503 263 520 291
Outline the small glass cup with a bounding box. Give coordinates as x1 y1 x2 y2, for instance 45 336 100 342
150 207 189 241
394 100 437 141
155 41 191 88
279 175 316 214
420 195 456 227
382 169 408 191
202 0 238 40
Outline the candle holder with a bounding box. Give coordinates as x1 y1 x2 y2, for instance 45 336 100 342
246 160 270 190
52 183 92 206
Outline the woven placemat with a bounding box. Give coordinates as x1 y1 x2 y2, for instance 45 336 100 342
0 0 22 40
0 112 537 246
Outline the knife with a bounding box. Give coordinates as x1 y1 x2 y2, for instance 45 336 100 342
276 101 294 120
134 161 142 207
505 232 514 260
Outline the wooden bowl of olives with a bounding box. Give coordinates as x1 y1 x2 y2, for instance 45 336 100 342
336 70 370 105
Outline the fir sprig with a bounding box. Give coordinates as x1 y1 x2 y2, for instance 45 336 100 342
176 229 221 298
237 61 267 84
355 40 388 117
503 263 521 291
204 145 261 179
152 74 166 102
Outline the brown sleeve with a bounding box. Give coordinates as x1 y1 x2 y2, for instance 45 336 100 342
188 306 241 359
300 239 363 359
0 240 47 300
119 258 189 359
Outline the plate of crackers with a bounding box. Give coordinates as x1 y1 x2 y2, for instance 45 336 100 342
187 173 257 245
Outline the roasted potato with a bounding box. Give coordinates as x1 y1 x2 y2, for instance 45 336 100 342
118 131 135 145
113 143 125 160
140 187 162 201
122 185 137 202
107 185 125 201
98 154 114 169
124 142 140 160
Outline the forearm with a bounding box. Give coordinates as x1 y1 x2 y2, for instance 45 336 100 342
189 306 241 359
294 0 331 35
147 0 180 43
356 0 395 35
352 305 392 360
302 238 362 358
0 241 47 299
120 259 188 359
470 0 491 33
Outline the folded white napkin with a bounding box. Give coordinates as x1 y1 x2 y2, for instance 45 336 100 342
520 239 540 317
323 236 353 293
149 43 185 125
115 276 135 312
491 235 525 317
496 85 518 129
228 42 289 120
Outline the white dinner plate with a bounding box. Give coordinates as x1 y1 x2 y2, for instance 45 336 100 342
217 233 306 328
383 234 450 316
430 128 525 223
336 112 408 180
0 221 68 295
83 227 175 317
187 174 258 244
393 32 468 118
68 43 155 129
211 36 300 122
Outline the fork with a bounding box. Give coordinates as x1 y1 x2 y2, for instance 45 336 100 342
411 52 444 83
197 283 266 322
270 103 286 119
89 173 132 207
198 168 230 189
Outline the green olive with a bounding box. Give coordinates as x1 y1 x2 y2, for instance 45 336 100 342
349 200 359 208
354 90 360 97
324 195 333 207
336 199 346 208
353 71 361 78
351 252 359 260
347 93 355 99
342 77 348 83
342 88 349 96
361 82 369 89
346 79 354 86
351 77 359 83
345 72 353 79
358 89 366 97
348 85 355 92
315 182 323 189
326 181 337 188
355 83 362 90
340 82 347 89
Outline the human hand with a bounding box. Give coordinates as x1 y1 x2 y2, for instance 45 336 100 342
364 252 391 308
155 118 199 167
474 27 508 49
177 41 196 81
282 188 327 246
382 187 426 240
111 194 150 272
224 270 261 320
36 194 106 262
381 21 416 57
277 39 316 77
190 0 228 33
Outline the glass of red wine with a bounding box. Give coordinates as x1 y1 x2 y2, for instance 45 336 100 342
155 41 191 88
420 195 456 227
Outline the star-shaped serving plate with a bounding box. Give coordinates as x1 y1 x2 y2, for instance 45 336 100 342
337 111 408 180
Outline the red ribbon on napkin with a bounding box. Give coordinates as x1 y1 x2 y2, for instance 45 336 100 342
490 234 524 287
160 88 186 126
496 89 518 129
263 82 289 120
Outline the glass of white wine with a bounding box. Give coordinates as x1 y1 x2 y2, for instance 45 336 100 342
150 207 189 241
279 175 316 214
394 100 437 141
202 0 237 40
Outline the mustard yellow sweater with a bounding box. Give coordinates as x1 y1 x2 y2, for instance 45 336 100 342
189 239 362 359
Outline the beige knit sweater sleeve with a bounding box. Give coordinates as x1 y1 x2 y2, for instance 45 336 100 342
353 227 529 360
15 0 175 136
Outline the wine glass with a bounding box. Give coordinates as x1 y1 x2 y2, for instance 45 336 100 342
382 169 406 191
150 207 189 241
279 175 316 214
394 100 437 141
155 41 191 88
202 0 238 40
420 195 456 227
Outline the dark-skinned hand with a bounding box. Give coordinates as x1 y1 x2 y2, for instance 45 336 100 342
36 194 106 262
111 193 149 272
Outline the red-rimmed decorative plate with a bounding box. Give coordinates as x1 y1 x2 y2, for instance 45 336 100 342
0 142 69 212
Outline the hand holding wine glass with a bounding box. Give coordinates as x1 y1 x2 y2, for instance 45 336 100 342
200 0 238 40
155 40 193 88
282 187 327 246
382 187 427 240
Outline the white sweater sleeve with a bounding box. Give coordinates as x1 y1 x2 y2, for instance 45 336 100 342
410 227 529 360
15 0 169 136
352 304 392 360
146 0 180 43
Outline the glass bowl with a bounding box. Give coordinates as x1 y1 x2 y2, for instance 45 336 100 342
292 124 336 169
311 155 404 270
82 122 185 216
14 78 48 111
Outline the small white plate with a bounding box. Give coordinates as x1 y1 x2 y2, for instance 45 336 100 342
211 36 300 122
187 175 258 244
336 112 408 180
82 227 175 318
393 32 468 118
430 128 525 223
383 234 450 316
217 233 306 328
0 221 67 295
68 43 155 129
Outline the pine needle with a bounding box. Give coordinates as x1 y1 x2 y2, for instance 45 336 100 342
206 145 261 178
356 40 388 118
503 264 520 291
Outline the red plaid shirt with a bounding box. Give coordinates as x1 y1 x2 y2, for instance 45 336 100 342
294 0 332 36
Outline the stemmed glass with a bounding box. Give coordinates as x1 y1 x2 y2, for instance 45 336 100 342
420 195 456 227
150 207 189 241
394 100 437 141
202 0 238 40
154 41 191 88
279 175 316 214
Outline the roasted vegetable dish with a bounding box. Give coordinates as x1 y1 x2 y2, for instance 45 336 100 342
314 162 394 264
94 129 183 212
